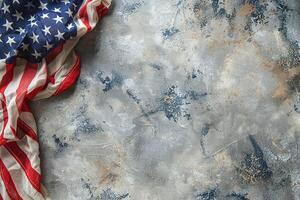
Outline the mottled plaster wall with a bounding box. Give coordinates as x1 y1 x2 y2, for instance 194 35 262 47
32 0 300 199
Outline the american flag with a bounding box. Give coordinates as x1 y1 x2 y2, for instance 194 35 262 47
0 0 110 199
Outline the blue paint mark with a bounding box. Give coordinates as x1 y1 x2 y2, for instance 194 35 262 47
187 90 207 100
272 0 300 70
75 118 100 136
74 105 103 137
162 27 180 39
244 0 268 32
81 179 96 198
176 0 183 7
187 69 204 80
159 85 185 122
143 85 207 121
195 189 250 200
193 2 206 26
99 189 129 200
216 8 226 18
279 40 300 70
293 86 300 113
195 188 217 200
294 103 300 113
78 77 89 90
275 0 290 40
211 0 235 20
226 192 249 200
211 0 219 14
97 71 123 92
238 135 273 182
201 123 210 136
123 1 144 15
193 1 203 13
184 113 191 120
81 179 129 200
200 18 208 28
53 134 68 153
126 89 141 104
199 123 210 155
150 63 162 70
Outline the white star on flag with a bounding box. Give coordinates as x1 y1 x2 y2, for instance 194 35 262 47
66 8 73 17
43 41 53 50
67 23 74 30
25 1 35 9
55 30 64 40
30 21 38 27
2 20 13 31
2 3 10 14
17 27 26 34
12 10 24 21
32 50 41 59
4 52 11 59
39 2 48 10
42 25 51 36
53 8 61 13
21 42 29 51
30 32 40 43
28 15 35 22
41 13 49 19
6 36 16 46
53 15 63 24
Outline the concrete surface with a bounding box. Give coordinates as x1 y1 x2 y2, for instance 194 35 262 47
31 0 300 199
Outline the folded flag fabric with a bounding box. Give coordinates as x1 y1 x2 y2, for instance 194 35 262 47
0 0 110 199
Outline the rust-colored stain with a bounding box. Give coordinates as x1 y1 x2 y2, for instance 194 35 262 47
238 4 255 17
97 161 120 186
207 38 247 52
253 40 300 100
271 66 290 100
261 60 300 100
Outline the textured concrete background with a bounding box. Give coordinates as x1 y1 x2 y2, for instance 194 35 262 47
32 0 300 199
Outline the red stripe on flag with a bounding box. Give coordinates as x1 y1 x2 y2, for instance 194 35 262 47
12 63 38 140
96 2 109 18
0 158 22 200
0 63 15 89
79 0 93 32
15 63 38 110
19 101 31 112
54 56 81 96
0 63 15 141
10 126 20 140
27 66 48 101
4 142 41 193
27 83 47 100
0 100 8 143
17 119 38 142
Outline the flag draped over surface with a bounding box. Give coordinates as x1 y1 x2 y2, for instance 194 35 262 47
0 0 110 199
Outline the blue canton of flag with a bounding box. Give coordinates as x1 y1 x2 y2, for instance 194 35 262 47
0 0 84 63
